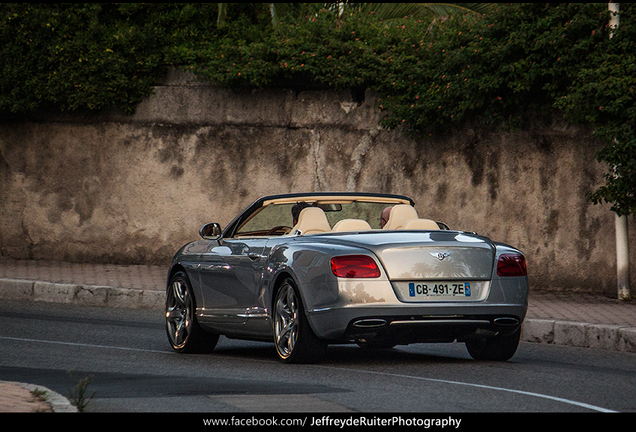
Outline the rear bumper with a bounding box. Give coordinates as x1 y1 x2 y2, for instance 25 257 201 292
347 313 523 345
307 303 527 342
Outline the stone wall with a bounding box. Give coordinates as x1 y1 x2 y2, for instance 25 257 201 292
0 70 634 295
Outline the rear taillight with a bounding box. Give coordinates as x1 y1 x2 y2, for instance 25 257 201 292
497 254 527 277
331 255 381 278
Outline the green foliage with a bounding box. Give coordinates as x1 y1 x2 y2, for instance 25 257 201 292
551 4 636 216
1 4 166 112
0 3 634 214
590 132 636 216
67 372 96 412
373 3 611 130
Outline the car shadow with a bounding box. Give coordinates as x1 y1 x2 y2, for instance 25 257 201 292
322 344 472 366
210 337 473 365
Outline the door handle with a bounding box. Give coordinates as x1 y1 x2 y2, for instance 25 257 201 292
248 253 260 260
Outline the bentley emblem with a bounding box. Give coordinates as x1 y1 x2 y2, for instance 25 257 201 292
431 252 452 261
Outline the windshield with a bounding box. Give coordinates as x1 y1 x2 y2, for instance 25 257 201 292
234 200 396 237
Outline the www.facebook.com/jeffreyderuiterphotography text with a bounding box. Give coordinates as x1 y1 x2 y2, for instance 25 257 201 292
202 414 463 428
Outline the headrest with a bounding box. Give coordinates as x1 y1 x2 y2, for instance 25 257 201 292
382 204 419 230
332 219 372 232
291 207 331 235
402 218 440 230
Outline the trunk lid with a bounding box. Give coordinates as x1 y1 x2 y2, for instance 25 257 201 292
326 230 496 280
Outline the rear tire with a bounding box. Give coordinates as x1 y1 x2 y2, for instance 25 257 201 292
273 278 326 363
165 271 219 353
465 328 521 361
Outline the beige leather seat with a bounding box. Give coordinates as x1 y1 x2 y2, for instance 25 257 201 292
332 219 372 232
290 207 331 235
402 218 439 230
382 204 419 230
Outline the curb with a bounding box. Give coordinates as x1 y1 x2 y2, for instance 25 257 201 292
0 278 164 310
521 318 636 353
12 382 78 413
1 277 635 354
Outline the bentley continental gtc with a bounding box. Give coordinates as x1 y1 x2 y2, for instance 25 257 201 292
165 192 528 363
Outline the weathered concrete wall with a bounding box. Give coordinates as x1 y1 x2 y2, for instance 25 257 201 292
0 70 634 296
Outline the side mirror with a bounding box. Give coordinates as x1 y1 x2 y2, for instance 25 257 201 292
199 222 222 239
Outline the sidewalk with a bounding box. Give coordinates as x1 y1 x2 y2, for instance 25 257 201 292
0 381 77 413
0 256 635 412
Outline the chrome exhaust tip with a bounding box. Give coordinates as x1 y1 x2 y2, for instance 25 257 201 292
352 319 388 329
493 317 520 326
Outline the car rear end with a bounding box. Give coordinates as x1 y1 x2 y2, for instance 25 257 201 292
305 230 528 355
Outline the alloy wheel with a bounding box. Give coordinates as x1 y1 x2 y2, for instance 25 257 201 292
165 278 192 350
274 283 299 360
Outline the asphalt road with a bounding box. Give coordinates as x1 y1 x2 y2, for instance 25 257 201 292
1 300 635 420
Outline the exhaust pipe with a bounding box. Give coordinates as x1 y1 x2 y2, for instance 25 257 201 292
352 319 388 329
493 317 519 326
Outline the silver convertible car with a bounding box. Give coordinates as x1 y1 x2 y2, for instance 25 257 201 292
165 192 528 363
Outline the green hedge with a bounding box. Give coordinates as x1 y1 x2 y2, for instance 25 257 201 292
1 3 634 215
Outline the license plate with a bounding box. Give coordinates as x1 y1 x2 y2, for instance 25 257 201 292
408 282 471 297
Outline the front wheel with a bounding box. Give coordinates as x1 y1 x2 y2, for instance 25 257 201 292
165 271 219 353
273 279 326 363
465 328 521 361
